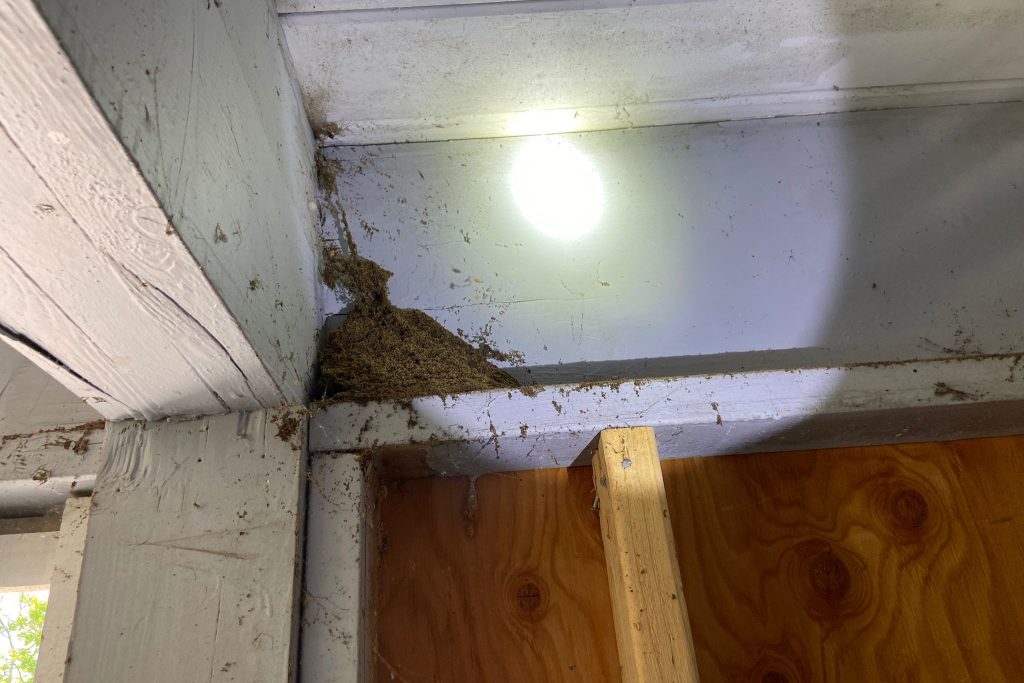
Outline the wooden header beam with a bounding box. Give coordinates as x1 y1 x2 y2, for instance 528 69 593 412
594 427 699 682
0 0 319 420
311 353 1024 476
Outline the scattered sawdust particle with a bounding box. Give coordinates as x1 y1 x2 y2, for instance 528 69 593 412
321 243 351 291
598 280 610 287
274 413 302 441
358 417 374 441
710 401 719 411
32 467 51 483
572 380 626 394
1008 355 1023 382
551 400 563 415
214 224 227 243
716 414 723 426
249 278 263 291
315 120 342 140
479 339 524 362
360 220 379 238
519 424 528 438
461 230 472 244
457 327 526 365
302 86 342 140
934 382 980 402
518 385 541 397
2 420 104 448
315 149 342 197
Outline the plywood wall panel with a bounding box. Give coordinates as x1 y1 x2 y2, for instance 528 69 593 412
374 467 620 681
373 435 1024 681
665 438 1024 681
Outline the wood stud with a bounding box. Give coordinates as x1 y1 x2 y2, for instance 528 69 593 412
593 427 700 683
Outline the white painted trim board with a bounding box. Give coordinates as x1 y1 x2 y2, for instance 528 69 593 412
311 354 1024 475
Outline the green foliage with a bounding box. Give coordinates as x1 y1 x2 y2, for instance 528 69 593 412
0 593 47 683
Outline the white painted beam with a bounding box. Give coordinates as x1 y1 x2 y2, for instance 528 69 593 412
281 0 1024 143
33 0 323 403
36 496 92 683
279 0 523 12
0 423 105 518
62 410 306 683
302 453 374 683
0 0 319 420
310 354 1024 475
325 103 1024 375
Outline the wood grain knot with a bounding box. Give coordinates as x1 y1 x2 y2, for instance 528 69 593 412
517 582 542 611
873 478 937 543
507 574 549 620
889 487 929 533
787 540 870 621
809 550 850 603
747 648 805 683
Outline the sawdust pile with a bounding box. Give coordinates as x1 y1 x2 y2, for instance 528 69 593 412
318 245 519 402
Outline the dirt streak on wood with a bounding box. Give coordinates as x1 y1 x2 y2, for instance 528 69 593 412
1 419 105 448
374 435 1024 681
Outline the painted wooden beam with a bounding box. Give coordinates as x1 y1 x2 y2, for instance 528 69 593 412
593 427 699 682
36 496 91 683
0 0 318 420
302 452 376 683
326 102 1024 373
35 0 323 403
61 410 306 683
310 354 1024 475
0 422 105 518
281 0 1024 144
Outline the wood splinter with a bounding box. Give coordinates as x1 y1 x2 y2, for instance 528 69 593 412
592 426 700 682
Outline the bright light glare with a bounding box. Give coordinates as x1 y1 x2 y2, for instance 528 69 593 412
510 136 604 241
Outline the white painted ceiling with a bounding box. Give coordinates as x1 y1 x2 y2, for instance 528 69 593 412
279 0 1024 144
